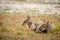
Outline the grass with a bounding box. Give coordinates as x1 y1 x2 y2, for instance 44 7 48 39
0 13 60 40
53 23 60 32
0 26 60 40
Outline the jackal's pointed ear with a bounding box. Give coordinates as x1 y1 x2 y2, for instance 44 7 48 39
27 15 30 20
43 19 46 23
46 21 49 24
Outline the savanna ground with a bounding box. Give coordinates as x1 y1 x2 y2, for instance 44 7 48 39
0 13 60 40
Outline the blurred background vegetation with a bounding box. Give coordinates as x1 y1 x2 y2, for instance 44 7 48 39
0 0 60 40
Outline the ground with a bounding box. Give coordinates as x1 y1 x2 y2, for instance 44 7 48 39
0 13 60 40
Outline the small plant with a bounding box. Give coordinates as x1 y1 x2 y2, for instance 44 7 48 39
17 32 22 35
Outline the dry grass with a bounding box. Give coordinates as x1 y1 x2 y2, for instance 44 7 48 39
0 13 60 40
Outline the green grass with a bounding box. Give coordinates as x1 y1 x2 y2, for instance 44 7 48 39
53 23 60 32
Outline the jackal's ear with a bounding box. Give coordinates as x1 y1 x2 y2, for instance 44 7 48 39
43 19 46 23
46 21 49 24
27 15 30 20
